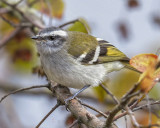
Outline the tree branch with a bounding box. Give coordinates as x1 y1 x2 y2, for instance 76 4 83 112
49 84 106 128
105 83 140 127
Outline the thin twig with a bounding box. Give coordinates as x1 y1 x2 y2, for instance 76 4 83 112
122 83 139 99
114 99 160 121
1 0 44 29
0 8 10 14
100 84 119 104
0 84 49 103
125 107 140 128
126 91 141 100
121 109 128 128
0 15 17 27
105 83 140 127
82 103 108 118
139 124 160 128
113 99 140 121
133 100 160 112
28 0 39 7
0 27 23 48
59 19 90 34
124 114 128 128
36 102 61 128
59 19 79 28
146 95 152 125
67 120 79 128
14 0 24 6
0 15 33 28
45 0 53 26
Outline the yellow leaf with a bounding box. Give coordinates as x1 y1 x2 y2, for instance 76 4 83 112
51 0 64 19
32 0 64 19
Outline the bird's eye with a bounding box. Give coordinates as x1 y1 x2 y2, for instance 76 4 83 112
49 36 55 40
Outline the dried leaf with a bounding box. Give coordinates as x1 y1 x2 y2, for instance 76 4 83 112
130 54 158 73
138 62 156 93
32 66 46 77
13 48 32 62
153 15 160 28
117 22 129 40
50 0 64 19
127 0 139 9
130 54 160 93
65 115 76 126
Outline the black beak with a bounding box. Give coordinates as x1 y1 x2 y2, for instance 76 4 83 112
31 36 38 40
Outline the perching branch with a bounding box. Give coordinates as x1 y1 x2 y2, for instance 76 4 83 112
0 83 106 128
49 84 106 128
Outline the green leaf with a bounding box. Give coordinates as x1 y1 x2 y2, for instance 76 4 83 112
67 18 91 34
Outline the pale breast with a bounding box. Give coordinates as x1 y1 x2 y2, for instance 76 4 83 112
40 51 107 89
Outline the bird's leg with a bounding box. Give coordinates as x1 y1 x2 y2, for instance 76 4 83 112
65 85 91 105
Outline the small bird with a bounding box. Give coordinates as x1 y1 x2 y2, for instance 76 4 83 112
32 27 137 100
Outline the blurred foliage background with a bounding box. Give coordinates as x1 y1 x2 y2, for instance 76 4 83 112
0 0 160 128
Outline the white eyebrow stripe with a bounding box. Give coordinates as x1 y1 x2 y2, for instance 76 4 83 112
39 33 48 37
88 45 100 64
50 30 67 37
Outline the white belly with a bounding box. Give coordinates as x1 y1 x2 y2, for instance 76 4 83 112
40 51 124 89
40 53 106 89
